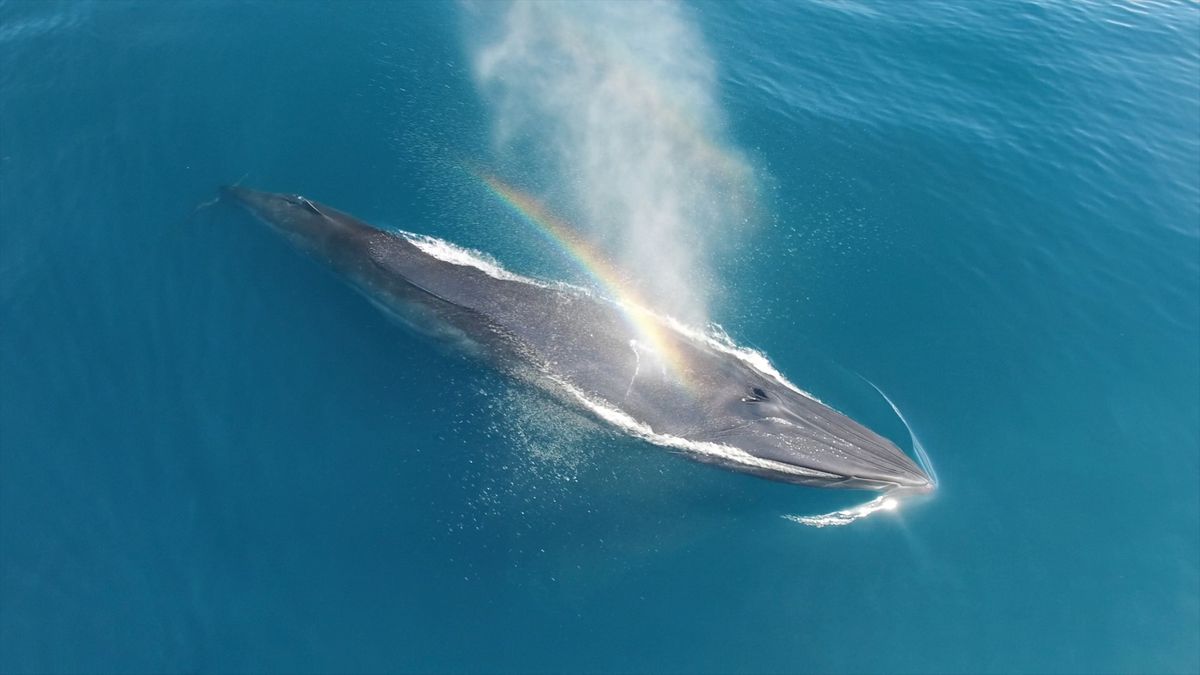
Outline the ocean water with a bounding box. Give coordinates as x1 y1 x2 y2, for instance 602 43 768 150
1 0 1198 673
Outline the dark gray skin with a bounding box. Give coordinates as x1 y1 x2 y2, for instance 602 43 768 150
223 186 934 493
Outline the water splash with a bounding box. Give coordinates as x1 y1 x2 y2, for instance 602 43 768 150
862 377 940 487
783 494 901 528
465 0 756 324
785 380 937 527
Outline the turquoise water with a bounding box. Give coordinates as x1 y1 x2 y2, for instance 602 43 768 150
2 1 1198 672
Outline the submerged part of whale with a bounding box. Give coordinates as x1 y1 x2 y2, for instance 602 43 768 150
222 186 934 494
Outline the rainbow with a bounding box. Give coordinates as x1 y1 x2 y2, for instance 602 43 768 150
474 172 695 389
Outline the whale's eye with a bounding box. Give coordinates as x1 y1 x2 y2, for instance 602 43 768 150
742 387 769 403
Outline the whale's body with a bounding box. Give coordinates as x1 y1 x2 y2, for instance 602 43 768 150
224 186 933 493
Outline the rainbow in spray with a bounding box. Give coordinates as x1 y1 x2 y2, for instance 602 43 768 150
474 172 696 388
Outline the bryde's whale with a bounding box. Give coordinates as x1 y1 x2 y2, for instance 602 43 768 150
223 186 934 494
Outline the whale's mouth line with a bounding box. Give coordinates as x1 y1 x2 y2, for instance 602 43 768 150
549 379 922 493
543 376 848 482
698 412 932 492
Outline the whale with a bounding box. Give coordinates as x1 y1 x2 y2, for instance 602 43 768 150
223 186 934 493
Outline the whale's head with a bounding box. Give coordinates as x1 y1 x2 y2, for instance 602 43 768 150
680 355 935 492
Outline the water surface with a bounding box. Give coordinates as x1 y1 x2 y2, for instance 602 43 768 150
1 1 1197 672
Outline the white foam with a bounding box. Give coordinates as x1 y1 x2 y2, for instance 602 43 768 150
662 317 824 403
783 495 898 528
403 232 543 285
